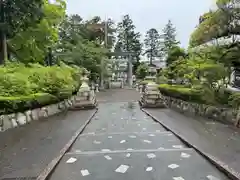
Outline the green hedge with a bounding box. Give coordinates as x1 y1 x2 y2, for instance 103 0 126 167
0 62 82 114
158 84 205 103
0 93 59 115
0 62 81 97
158 84 240 107
139 80 154 85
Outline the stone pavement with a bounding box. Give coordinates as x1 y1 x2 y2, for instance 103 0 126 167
96 89 140 103
49 102 229 180
0 110 95 179
144 108 240 179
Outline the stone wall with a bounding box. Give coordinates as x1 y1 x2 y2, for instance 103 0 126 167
161 95 239 126
137 84 240 126
0 96 77 132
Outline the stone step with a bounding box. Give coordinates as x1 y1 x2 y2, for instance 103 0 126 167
49 149 228 180
69 132 186 153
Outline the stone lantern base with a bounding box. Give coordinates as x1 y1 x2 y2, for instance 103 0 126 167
140 82 166 108
69 75 97 110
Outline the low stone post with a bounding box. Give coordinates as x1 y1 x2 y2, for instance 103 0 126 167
95 84 99 92
136 83 139 91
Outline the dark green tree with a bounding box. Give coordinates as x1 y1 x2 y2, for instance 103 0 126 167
144 28 161 65
166 46 186 66
57 14 108 81
4 0 44 38
162 20 179 54
115 14 142 74
0 0 45 64
136 62 149 79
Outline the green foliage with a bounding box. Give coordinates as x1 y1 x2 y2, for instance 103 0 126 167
115 14 142 73
0 93 58 115
8 0 66 64
199 11 214 24
0 63 81 114
229 93 240 108
156 70 168 84
166 46 186 66
162 20 179 53
163 56 189 80
139 80 153 85
0 63 81 97
160 83 240 107
57 14 109 80
136 63 149 79
189 1 240 47
189 10 223 47
144 28 161 64
4 0 44 38
159 84 204 103
162 46 231 105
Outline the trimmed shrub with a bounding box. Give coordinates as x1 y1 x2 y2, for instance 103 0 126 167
139 80 153 85
158 84 204 103
229 93 240 109
159 84 240 107
0 62 82 114
0 93 58 115
0 72 35 96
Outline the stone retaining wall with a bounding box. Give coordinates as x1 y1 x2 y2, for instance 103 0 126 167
162 95 239 126
0 96 77 132
137 85 240 126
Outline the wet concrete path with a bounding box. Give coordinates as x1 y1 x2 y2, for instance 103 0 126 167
49 102 229 180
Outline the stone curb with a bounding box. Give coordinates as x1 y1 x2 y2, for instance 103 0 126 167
0 96 77 132
141 108 240 180
36 108 98 180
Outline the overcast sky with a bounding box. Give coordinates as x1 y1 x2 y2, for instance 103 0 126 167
66 0 215 48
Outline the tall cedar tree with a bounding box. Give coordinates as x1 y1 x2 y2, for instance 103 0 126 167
115 14 142 74
144 28 161 65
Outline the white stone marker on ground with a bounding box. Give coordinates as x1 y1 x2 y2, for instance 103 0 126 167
115 165 129 173
173 177 185 180
181 152 191 158
104 155 112 160
207 175 220 180
147 153 156 159
120 140 126 144
66 157 77 164
168 164 179 169
146 167 153 172
81 169 90 176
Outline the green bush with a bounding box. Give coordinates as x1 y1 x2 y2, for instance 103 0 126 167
139 80 153 85
0 62 82 114
159 84 240 107
28 65 80 96
158 84 205 103
0 72 35 96
0 93 58 115
0 63 81 96
229 92 240 109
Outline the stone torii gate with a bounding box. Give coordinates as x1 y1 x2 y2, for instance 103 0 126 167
107 51 136 87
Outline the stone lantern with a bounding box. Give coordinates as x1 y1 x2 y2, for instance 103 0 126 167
70 69 97 110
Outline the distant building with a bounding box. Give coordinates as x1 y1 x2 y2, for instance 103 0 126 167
140 58 165 76
140 58 165 69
